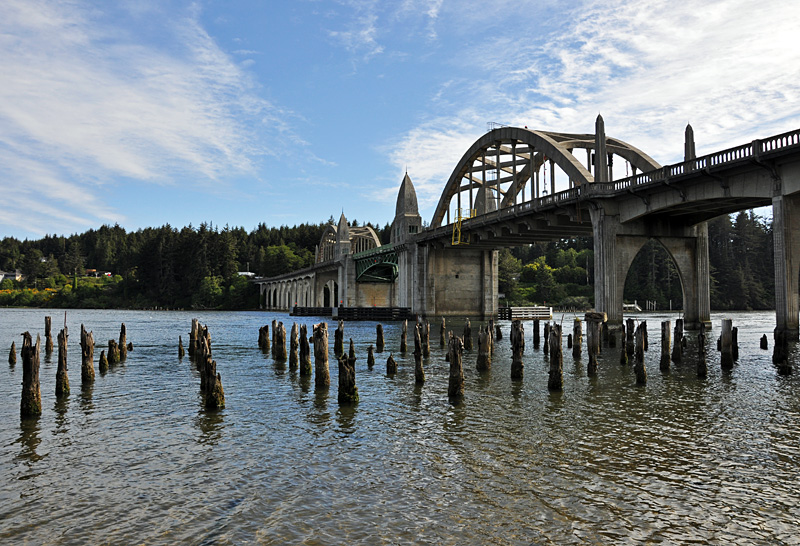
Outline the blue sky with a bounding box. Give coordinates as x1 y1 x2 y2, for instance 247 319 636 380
2 0 799 240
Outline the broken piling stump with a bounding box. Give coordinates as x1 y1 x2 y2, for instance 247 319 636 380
99 350 108 374
386 353 397 376
189 319 198 357
107 339 120 365
585 312 605 377
21 333 42 418
572 318 582 360
671 319 684 363
760 334 768 350
720 319 734 370
334 320 344 358
367 344 375 369
271 320 278 357
543 322 550 356
400 320 408 353
533 319 540 349
290 323 299 370
9 341 16 366
448 334 464 402
45 316 53 356
619 323 628 366
660 320 671 372
299 324 312 376
511 320 524 380
414 323 425 384
633 322 646 385
258 325 270 352
421 320 430 358
80 324 95 384
440 317 446 347
119 323 127 361
337 342 358 404
275 322 287 361
495 323 502 342
56 328 70 397
547 324 563 391
625 318 635 357
463 319 473 351
313 323 330 389
376 324 385 353
476 326 491 372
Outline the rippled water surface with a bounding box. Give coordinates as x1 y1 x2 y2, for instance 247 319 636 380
1 309 799 545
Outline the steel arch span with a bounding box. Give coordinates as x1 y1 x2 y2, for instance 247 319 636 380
429 125 661 228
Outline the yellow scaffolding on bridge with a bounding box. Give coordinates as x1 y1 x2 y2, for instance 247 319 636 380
451 208 476 245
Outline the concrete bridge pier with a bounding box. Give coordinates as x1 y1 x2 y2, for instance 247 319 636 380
772 193 800 340
591 206 711 332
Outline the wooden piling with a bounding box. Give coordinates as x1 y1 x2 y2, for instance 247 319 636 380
533 319 540 349
625 318 635 357
290 323 299 370
376 324 385 353
439 317 446 347
572 318 582 360
189 319 198 357
732 326 739 360
275 322 287 361
477 327 491 372
299 324 312 377
80 325 95 384
313 323 330 388
119 323 127 361
107 339 120 365
760 334 768 350
547 324 563 391
448 334 464 401
773 329 792 375
271 319 278 358
99 350 108 374
671 319 684 363
511 320 524 380
337 340 358 404
422 320 430 358
367 344 375 369
660 321 671 372
55 328 70 397
9 341 16 366
495 323 502 342
258 325 270 352
585 312 605 377
197 326 224 409
334 320 344 358
633 322 646 385
386 353 397 375
697 323 708 378
20 333 41 418
45 316 53 355
463 319 473 351
720 319 733 370
414 323 425 384
400 320 408 353
543 322 550 356
619 323 628 366
642 321 649 352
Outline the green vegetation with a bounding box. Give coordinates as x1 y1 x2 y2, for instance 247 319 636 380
0 210 773 311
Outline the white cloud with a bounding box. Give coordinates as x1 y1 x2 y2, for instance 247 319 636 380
388 0 800 221
0 0 277 236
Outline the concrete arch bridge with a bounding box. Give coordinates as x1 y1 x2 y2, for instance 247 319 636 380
256 117 800 339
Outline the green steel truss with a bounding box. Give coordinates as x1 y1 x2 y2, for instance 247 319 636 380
354 244 398 283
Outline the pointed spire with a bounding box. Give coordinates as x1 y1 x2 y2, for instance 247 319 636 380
336 212 349 243
395 172 419 217
594 114 608 182
684 123 696 161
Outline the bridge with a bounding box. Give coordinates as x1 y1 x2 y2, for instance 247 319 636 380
255 116 800 340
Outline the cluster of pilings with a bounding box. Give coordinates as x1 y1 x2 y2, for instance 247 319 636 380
14 316 127 419
190 319 225 410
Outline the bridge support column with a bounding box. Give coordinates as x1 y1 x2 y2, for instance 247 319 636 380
591 207 623 330
773 194 800 340
659 224 712 331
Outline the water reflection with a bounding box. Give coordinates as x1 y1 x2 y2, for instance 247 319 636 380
80 382 94 414
16 418 43 464
335 404 358 434
195 408 225 446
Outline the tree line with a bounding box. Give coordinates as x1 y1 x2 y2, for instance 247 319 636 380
1 210 775 311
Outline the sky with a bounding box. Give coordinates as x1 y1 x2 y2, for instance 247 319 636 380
2 0 799 240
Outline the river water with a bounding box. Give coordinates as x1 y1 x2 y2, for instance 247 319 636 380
0 308 798 545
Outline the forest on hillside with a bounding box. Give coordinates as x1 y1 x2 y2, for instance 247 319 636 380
0 211 775 311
